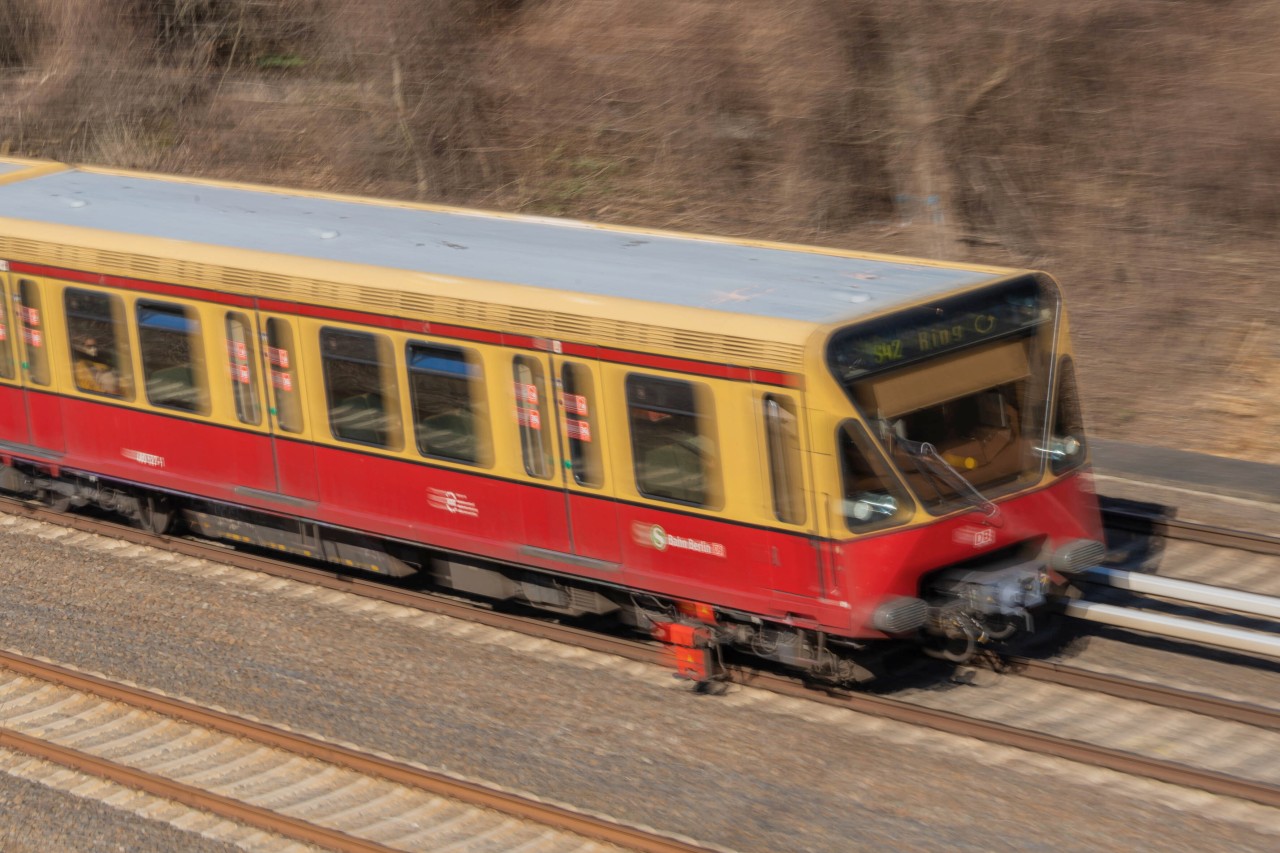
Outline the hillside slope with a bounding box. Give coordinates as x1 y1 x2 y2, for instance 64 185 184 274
2 0 1277 461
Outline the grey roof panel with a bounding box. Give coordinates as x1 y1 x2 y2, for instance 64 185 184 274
0 168 1002 323
0 162 26 176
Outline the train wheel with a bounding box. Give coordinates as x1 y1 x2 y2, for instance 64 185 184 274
136 495 174 535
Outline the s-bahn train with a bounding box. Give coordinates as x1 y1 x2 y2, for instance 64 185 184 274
0 156 1104 683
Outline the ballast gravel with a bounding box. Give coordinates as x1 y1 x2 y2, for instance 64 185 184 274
0 765 244 853
0 513 1276 852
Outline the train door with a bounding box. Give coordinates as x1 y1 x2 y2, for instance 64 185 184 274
510 351 574 559
259 312 318 503
550 352 622 568
13 276 64 455
0 267 31 447
756 387 824 599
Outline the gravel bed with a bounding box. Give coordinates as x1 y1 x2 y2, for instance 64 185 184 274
0 514 1277 852
0 766 244 853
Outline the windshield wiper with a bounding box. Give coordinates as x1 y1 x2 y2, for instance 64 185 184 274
894 438 1001 520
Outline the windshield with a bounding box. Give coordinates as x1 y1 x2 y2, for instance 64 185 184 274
828 276 1058 512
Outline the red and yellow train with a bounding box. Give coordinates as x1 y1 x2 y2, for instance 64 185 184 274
0 157 1103 683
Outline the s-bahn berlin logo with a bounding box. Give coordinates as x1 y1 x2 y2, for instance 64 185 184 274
632 522 726 558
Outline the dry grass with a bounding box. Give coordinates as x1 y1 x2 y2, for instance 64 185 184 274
1 0 1277 461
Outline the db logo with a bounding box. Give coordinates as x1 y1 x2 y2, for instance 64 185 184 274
953 525 996 549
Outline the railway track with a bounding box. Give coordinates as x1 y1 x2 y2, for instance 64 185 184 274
0 650 714 853
1 494 1278 822
1099 498 1280 558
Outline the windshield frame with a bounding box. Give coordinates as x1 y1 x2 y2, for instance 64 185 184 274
826 274 1062 516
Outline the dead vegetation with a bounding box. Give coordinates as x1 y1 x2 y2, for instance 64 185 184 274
1 0 1277 461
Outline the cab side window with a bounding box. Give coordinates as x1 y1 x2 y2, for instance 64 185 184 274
764 394 805 524
627 375 720 508
138 300 209 414
17 279 49 386
321 327 403 449
66 288 132 400
840 421 912 532
408 342 487 465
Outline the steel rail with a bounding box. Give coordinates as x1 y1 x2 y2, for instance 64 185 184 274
0 649 714 853
1100 502 1280 557
1003 657 1280 732
5 495 1280 809
0 723 397 853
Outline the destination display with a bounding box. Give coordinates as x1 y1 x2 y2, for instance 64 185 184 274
828 276 1054 382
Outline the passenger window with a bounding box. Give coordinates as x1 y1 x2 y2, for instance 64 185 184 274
513 356 552 479
764 394 805 524
840 421 912 532
225 312 261 425
17 279 49 386
0 283 14 380
321 327 402 449
408 342 487 465
561 363 602 487
65 288 132 400
627 375 720 508
265 318 303 433
138 301 209 414
1049 357 1087 475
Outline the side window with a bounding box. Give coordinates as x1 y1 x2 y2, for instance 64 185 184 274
1050 357 1087 475
840 420 912 532
225 312 261 425
764 394 805 524
0 282 15 380
321 327 402 449
627 375 720 508
17 279 49 386
138 300 209 414
266 318 303 433
513 355 552 478
561 363 602 487
65 288 132 400
408 342 487 465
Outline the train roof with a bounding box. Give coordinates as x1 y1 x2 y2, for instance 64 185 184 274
0 160 1019 329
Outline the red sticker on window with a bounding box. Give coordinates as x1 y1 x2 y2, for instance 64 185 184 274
566 418 591 441
515 407 542 430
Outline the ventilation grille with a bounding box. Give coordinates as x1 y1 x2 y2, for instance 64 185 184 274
0 237 805 370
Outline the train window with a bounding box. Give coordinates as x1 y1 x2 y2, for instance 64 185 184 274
513 356 552 479
265 318 303 433
407 342 487 465
764 394 805 524
138 301 210 414
626 375 721 508
0 283 14 380
65 288 133 400
561 363 602 488
17 279 49 386
321 327 403 450
225 313 261 425
1049 357 1087 475
839 421 912 532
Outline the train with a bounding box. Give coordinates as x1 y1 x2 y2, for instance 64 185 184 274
0 156 1104 684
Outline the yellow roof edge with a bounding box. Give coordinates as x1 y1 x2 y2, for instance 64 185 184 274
0 158 70 187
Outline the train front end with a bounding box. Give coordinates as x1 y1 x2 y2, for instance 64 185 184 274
823 273 1104 662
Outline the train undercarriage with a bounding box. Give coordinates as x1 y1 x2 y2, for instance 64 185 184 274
0 459 1099 687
